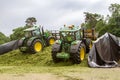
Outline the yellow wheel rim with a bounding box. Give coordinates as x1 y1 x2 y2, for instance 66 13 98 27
34 42 42 52
49 38 55 45
80 47 85 61
89 42 93 49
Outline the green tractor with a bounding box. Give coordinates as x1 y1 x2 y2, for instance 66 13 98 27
51 25 92 64
18 26 55 53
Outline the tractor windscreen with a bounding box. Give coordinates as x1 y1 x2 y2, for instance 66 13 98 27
25 31 32 38
60 31 75 42
32 30 40 36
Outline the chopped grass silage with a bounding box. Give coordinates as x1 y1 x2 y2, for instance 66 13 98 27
0 47 120 80
0 46 88 67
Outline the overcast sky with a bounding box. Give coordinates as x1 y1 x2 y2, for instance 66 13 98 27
0 0 120 36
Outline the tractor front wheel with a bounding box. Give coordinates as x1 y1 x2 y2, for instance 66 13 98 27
47 37 55 46
52 51 61 63
51 43 62 63
18 39 28 53
71 43 86 64
30 39 43 53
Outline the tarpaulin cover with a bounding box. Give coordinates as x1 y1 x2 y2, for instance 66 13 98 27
88 33 120 68
0 40 19 54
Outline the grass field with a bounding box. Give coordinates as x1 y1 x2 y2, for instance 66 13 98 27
0 47 120 80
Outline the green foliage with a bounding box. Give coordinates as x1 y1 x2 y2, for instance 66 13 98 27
98 25 110 37
10 17 37 40
111 28 120 37
109 3 120 17
95 19 106 32
10 27 26 40
99 24 120 37
0 32 10 44
99 3 120 37
84 12 103 29
26 17 37 23
25 17 37 28
83 3 120 37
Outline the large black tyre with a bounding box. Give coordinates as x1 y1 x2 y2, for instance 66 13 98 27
18 39 28 53
47 36 55 46
71 43 86 64
52 51 61 63
30 39 43 53
51 43 62 63
86 39 93 53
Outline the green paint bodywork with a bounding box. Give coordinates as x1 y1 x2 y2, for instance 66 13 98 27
29 37 37 42
44 32 50 38
56 52 70 59
20 47 27 52
71 40 80 45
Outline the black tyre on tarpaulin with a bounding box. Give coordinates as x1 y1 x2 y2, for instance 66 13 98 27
70 42 86 64
0 40 19 54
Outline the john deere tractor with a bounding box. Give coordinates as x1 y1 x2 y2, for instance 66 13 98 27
18 26 55 53
51 25 92 64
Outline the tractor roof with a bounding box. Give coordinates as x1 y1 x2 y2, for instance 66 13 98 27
24 26 39 32
60 26 81 32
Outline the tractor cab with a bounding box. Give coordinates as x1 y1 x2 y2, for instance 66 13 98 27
24 26 41 38
60 25 81 43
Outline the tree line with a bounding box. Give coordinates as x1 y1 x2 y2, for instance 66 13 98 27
82 3 120 37
0 3 120 44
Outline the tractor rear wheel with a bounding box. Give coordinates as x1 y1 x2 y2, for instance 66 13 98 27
71 43 86 64
18 39 28 53
51 43 62 63
47 37 55 46
52 51 61 63
30 39 43 53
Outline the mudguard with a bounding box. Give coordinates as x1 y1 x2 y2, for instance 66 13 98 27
70 40 82 53
27 37 39 47
52 40 62 52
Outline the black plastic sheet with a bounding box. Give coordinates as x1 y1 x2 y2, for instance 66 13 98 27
0 40 19 54
88 33 120 68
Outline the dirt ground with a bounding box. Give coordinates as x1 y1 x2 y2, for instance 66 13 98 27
0 65 120 80
0 68 120 80
0 73 66 80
